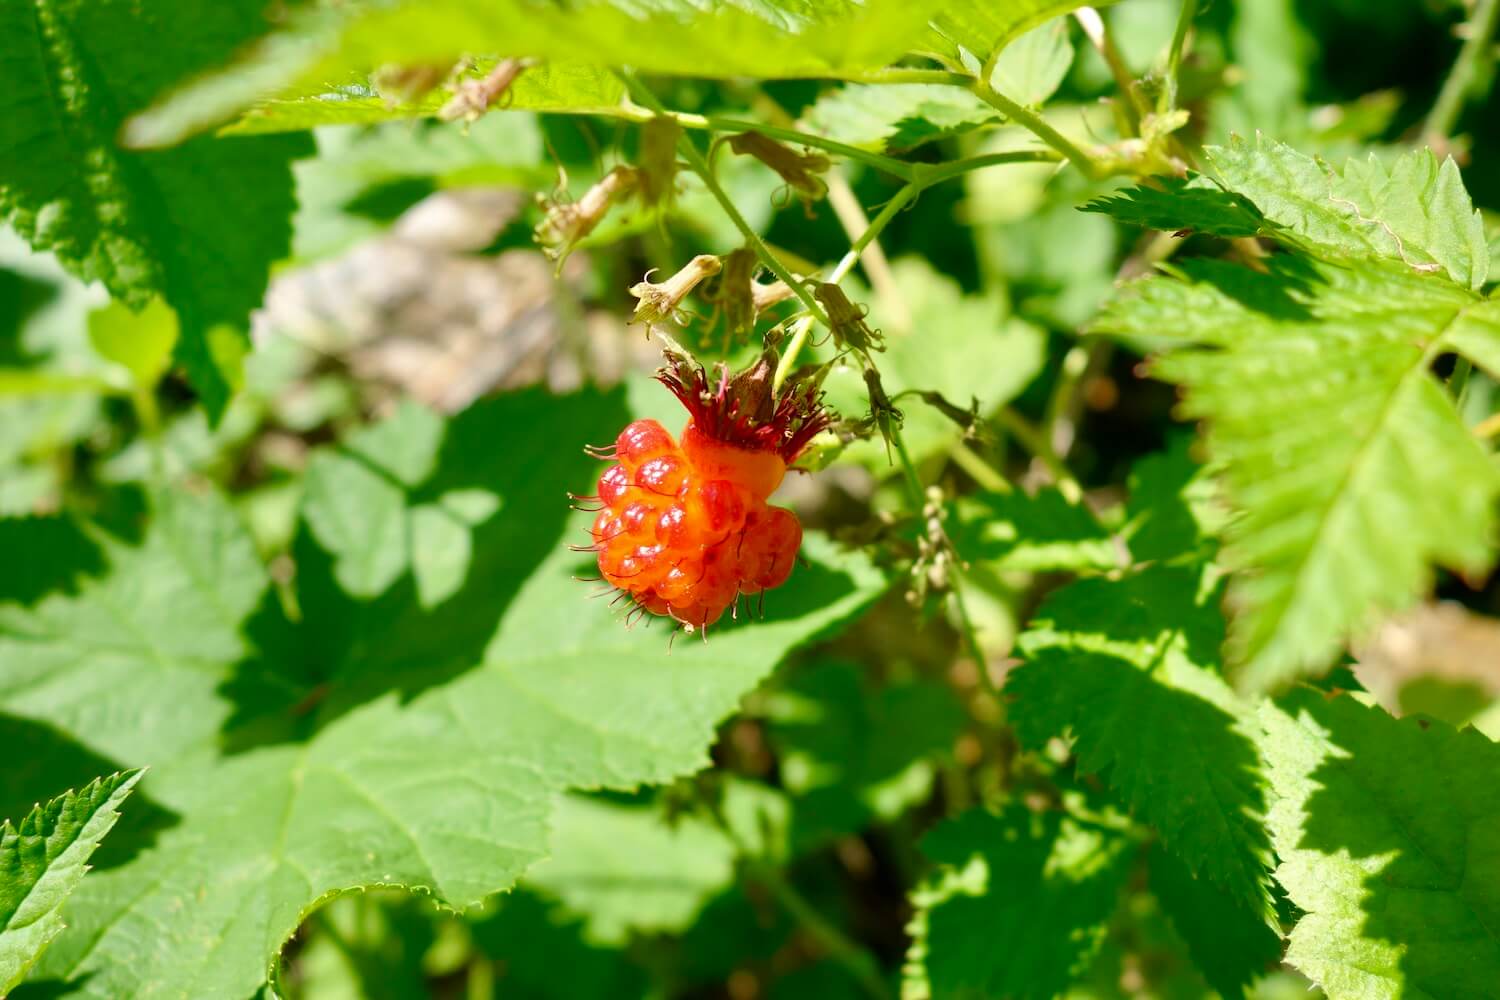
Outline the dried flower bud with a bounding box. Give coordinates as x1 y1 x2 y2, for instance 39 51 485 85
751 279 795 313
637 117 682 210
726 132 830 206
814 283 884 353
629 254 722 331
440 58 531 122
534 165 639 263
706 247 758 340
372 61 457 107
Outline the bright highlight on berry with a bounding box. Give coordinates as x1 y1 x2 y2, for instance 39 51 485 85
576 344 832 633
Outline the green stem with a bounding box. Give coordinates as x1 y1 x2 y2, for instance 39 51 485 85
995 407 1084 502
970 80 1101 177
1425 0 1500 141
949 440 1012 494
1162 0 1200 113
617 71 831 327
912 149 1062 188
1452 356 1476 412
747 857 891 1000
1075 7 1146 132
702 116 915 181
773 183 918 390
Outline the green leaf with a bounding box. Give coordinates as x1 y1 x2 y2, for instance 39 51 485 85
0 388 885 999
925 1 1107 69
0 0 312 419
219 61 627 137
801 19 1072 152
1261 689 1500 998
1009 566 1276 917
903 806 1134 1000
954 487 1120 573
1081 174 1269 239
1121 436 1227 565
0 770 142 995
800 85 1000 152
1093 256 1500 690
130 0 948 146
764 661 965 848
1203 137 1490 290
821 258 1045 466
521 795 736 945
1148 844 1282 999
86 299 178 389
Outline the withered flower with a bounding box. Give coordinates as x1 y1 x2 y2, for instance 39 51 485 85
751 279 796 313
706 247 758 340
726 132 830 208
814 283 884 353
629 254 723 330
534 165 639 264
637 117 682 210
440 58 532 123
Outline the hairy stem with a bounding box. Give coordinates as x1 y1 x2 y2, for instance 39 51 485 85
773 183 918 390
970 80 1102 177
1162 0 1200 113
1425 0 1500 141
617 72 831 327
1075 7 1146 132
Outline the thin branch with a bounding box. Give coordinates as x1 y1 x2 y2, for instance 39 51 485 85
1162 0 1200 113
969 80 1102 177
1424 0 1500 142
616 71 830 327
1075 7 1146 132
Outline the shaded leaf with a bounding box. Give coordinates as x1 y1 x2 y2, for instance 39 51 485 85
1261 689 1500 998
903 807 1134 1000
1148 844 1282 999
1081 174 1268 239
0 388 885 999
0 0 312 418
131 0 948 146
955 487 1119 573
1009 567 1276 917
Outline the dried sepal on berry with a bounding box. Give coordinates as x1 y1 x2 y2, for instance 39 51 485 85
637 116 683 210
535 165 639 264
630 255 723 332
579 341 837 634
814 283 884 354
655 337 832 468
724 132 830 209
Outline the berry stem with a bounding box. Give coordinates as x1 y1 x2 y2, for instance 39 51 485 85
617 70 832 328
772 181 917 392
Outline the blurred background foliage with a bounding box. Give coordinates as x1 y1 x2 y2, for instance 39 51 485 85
4 0 1499 997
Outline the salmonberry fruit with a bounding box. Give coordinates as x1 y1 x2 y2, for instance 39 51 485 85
580 342 831 632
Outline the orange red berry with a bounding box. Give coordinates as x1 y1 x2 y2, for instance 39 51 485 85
580 344 830 632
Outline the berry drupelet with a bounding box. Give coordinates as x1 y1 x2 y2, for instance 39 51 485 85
582 344 830 632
